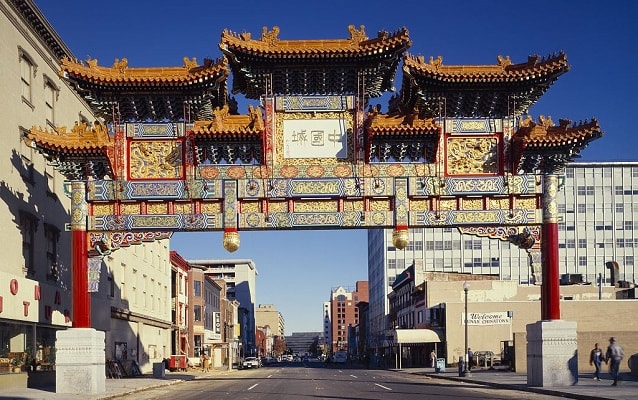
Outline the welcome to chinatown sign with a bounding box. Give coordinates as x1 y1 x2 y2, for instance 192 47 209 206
461 312 511 326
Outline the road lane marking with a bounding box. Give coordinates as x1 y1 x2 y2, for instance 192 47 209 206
247 384 259 390
375 383 392 391
350 374 358 379
267 374 273 378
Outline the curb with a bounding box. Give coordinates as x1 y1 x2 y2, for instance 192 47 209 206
419 372 615 400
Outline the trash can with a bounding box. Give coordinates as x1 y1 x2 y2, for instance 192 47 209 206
153 362 165 378
435 358 446 373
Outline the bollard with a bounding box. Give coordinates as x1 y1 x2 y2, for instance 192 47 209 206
459 356 465 377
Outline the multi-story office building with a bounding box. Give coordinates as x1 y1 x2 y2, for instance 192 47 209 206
367 162 638 352
188 259 258 357
94 240 172 374
187 266 221 360
284 332 323 355
169 252 191 357
0 0 87 370
255 304 285 337
328 281 368 354
322 301 331 355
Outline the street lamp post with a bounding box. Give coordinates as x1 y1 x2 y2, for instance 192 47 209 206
462 282 471 377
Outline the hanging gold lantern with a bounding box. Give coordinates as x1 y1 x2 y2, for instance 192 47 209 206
223 229 240 252
392 226 409 250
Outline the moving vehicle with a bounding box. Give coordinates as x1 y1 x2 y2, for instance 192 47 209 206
241 357 261 369
334 351 347 363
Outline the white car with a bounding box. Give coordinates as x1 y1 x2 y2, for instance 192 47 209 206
242 357 260 369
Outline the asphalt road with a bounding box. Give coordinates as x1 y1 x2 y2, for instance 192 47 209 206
127 361 564 400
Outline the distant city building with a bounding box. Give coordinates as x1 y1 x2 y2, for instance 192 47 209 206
367 162 638 355
322 301 331 355
328 281 368 354
255 304 285 337
170 252 191 357
188 259 258 357
284 332 323 355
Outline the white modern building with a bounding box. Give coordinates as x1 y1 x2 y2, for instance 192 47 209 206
367 162 638 350
92 240 172 374
188 259 258 357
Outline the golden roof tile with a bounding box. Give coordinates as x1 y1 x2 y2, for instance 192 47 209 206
403 52 569 81
220 25 411 56
513 115 602 147
191 104 264 137
60 56 229 84
27 122 112 152
365 106 439 135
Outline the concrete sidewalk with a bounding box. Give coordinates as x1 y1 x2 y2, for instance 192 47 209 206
400 367 638 400
3 366 637 400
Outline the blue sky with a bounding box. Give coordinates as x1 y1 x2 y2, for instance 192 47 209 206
35 0 638 333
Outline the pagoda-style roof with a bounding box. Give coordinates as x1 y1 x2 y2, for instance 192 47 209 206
365 106 439 135
364 106 440 163
26 122 114 180
60 56 231 122
191 105 265 165
395 52 570 118
512 115 604 174
219 25 411 99
191 104 264 138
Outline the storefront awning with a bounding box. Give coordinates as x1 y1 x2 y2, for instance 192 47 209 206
393 329 441 344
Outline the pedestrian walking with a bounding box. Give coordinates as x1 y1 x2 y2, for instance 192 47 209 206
202 353 210 372
605 337 624 386
589 342 604 380
467 348 474 371
430 350 437 368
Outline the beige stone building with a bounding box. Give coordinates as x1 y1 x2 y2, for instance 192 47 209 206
0 0 174 379
0 0 90 372
255 304 285 337
393 276 638 373
92 240 172 374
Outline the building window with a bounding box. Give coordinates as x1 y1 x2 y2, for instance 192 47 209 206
578 256 587 266
194 280 202 296
616 204 624 213
577 186 586 196
624 221 634 230
19 211 37 275
44 223 60 280
194 305 202 321
19 47 37 106
43 75 59 128
578 239 587 248
19 128 35 183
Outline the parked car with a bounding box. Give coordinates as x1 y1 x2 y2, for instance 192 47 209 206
241 357 261 369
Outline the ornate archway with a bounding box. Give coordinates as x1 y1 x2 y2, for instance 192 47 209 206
28 26 602 390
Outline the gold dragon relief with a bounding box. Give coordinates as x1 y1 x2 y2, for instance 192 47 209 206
446 137 499 175
129 140 183 179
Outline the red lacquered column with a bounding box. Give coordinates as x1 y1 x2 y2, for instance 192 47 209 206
70 181 91 327
541 175 561 320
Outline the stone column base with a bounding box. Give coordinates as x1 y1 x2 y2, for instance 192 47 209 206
526 320 578 387
55 328 105 394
